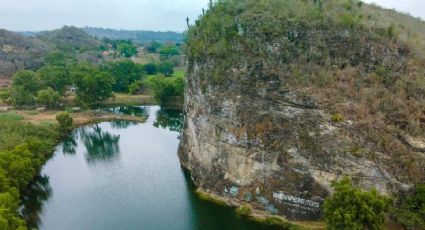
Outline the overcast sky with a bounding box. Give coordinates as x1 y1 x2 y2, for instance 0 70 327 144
0 0 423 32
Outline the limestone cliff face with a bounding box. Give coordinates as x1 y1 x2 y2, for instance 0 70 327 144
178 64 412 220
178 0 425 221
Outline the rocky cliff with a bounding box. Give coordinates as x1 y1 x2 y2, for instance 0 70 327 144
178 0 425 221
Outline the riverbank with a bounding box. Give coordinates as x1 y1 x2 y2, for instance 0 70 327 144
194 189 326 230
6 109 146 126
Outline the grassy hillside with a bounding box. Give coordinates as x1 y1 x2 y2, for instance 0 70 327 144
0 26 103 82
37 26 99 53
0 30 51 79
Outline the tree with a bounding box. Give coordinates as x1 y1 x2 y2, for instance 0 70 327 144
158 44 180 57
56 112 73 135
71 64 114 108
36 66 70 94
44 51 77 67
100 61 144 92
12 70 40 93
158 61 174 76
148 76 184 105
8 86 35 107
117 42 137 58
36 88 61 108
144 63 158 75
393 184 425 229
146 41 162 53
128 81 142 95
324 178 391 230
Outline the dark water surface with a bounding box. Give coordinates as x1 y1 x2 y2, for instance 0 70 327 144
22 106 276 230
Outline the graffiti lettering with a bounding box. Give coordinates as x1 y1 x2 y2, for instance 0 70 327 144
272 192 320 209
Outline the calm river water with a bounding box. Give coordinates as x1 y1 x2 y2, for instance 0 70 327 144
21 106 276 230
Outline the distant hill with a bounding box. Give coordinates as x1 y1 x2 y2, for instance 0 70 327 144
0 29 51 79
82 27 184 43
1 26 102 81
37 26 99 53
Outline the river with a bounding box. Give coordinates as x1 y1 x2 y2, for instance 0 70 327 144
21 106 276 230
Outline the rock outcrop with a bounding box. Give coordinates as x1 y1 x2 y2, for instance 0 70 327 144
178 0 425 221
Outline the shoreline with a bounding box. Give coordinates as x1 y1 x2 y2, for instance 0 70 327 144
194 189 326 230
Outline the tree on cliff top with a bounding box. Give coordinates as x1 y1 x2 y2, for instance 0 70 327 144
324 178 391 230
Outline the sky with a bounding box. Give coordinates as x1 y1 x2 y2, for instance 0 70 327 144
0 0 423 32
363 0 425 20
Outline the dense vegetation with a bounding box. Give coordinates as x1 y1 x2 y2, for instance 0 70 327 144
36 26 99 54
147 75 184 106
0 114 59 229
0 26 101 80
393 184 425 229
0 30 50 78
324 178 390 230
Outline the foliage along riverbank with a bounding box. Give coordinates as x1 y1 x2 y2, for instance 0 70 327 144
0 113 59 229
0 105 150 229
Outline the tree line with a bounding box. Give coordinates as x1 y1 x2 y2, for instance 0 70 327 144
1 51 184 108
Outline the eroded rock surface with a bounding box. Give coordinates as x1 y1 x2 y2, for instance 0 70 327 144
178 0 425 221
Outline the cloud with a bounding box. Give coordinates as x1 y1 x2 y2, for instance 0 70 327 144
0 0 423 32
0 0 209 31
362 0 425 20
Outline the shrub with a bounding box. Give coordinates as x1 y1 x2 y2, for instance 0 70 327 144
331 113 343 122
158 61 175 76
128 81 142 95
56 112 74 135
144 63 158 75
36 87 61 108
236 204 252 217
393 184 425 229
147 76 185 105
324 177 391 230
7 86 35 107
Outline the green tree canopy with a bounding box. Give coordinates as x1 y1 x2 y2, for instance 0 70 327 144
144 63 158 75
324 178 391 230
71 64 114 108
36 66 70 94
158 61 174 76
148 76 184 105
56 112 74 135
100 61 144 92
44 51 77 67
12 70 40 93
158 44 180 57
117 42 137 58
36 88 61 108
394 184 425 229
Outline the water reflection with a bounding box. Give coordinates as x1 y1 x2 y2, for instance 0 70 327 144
79 124 120 163
110 120 139 129
21 106 275 230
61 132 78 155
154 108 183 133
104 106 149 117
21 175 52 229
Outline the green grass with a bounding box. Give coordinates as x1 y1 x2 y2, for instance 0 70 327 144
195 190 228 206
173 68 186 78
0 112 24 122
236 204 252 217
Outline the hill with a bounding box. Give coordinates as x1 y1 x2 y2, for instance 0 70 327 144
37 26 99 53
0 26 103 82
179 0 425 226
82 27 184 43
0 29 51 83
